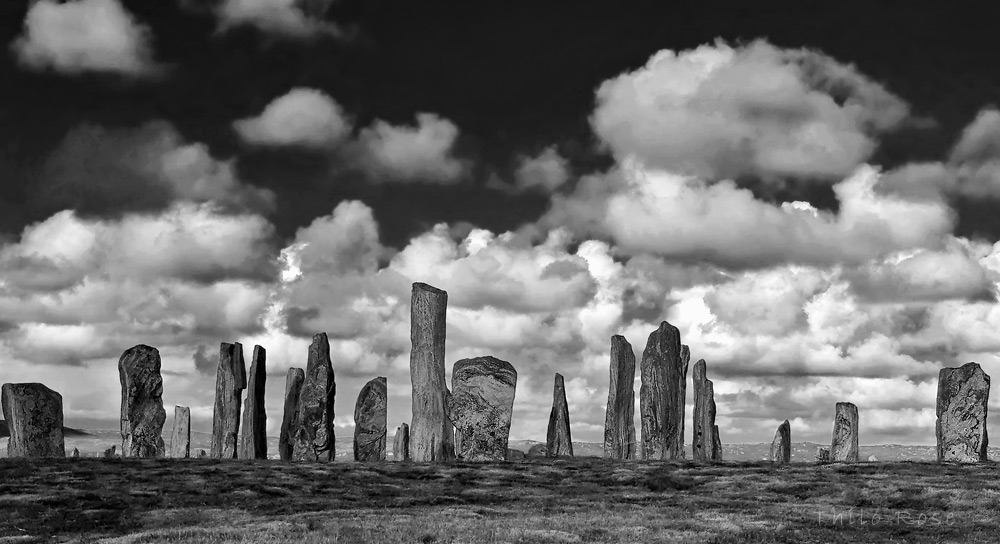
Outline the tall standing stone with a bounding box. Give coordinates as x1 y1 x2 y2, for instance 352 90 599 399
409 282 454 462
712 425 722 460
119 345 166 458
546 373 573 457
354 377 388 462
936 362 990 463
393 422 410 461
830 402 859 463
279 367 305 461
771 420 791 464
604 335 636 460
692 359 720 461
211 342 247 459
639 322 688 460
292 333 336 461
1 383 65 458
170 406 191 458
447 356 517 461
238 345 267 460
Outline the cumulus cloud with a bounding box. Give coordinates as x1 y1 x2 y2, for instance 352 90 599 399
214 0 343 39
591 39 910 182
514 147 570 192
234 88 352 148
356 113 467 183
11 0 159 77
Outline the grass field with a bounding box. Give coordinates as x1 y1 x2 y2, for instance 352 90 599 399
2 458 999 543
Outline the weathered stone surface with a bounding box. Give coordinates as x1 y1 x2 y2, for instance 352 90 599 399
816 447 829 462
354 377 388 462
291 333 336 461
506 448 526 461
604 335 636 460
238 345 267 460
118 345 166 458
409 282 455 462
527 444 547 458
771 420 791 464
211 342 247 459
197 449 207 458
936 362 990 463
279 367 304 461
830 402 859 463
393 422 410 462
1 383 65 458
639 322 688 460
546 373 573 457
103 445 117 458
712 425 722 461
446 356 517 461
692 359 720 461
170 406 191 458
72 447 79 458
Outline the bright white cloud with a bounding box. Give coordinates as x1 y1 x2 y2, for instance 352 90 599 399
215 0 341 39
514 147 570 192
234 88 352 148
357 113 466 183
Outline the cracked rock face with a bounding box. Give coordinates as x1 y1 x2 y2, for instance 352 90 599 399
119 345 166 458
170 406 191 458
447 356 517 462
546 373 573 457
239 346 267 460
292 333 337 462
604 335 636 460
639 322 688 460
354 377 387 462
393 422 410 462
409 282 454 462
211 342 247 459
692 359 720 461
936 362 990 463
830 402 859 463
279 367 305 461
2 382 65 458
771 420 791 464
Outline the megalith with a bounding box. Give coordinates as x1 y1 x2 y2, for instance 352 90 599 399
712 425 723 461
546 373 573 457
291 333 336 461
936 362 990 463
1 383 65 458
119 344 166 458
393 422 410 461
238 345 267 460
409 282 454 462
211 342 247 459
830 402 859 462
447 356 517 461
354 376 388 462
692 359 720 461
170 406 191 458
604 335 636 459
771 420 791 464
71 447 79 458
278 367 305 461
639 322 688 460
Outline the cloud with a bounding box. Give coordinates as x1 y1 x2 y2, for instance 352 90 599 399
11 0 159 77
356 113 467 183
591 39 910 182
514 147 570 192
234 88 352 148
214 0 342 39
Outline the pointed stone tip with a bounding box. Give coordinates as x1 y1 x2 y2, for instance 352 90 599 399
611 334 631 347
413 282 447 295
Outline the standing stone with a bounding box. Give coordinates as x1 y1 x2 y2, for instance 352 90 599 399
103 445 117 458
506 448 526 461
527 444 548 458
393 422 410 461
1 383 65 458
211 342 247 459
238 345 268 460
409 282 455 462
936 362 990 463
771 420 791 464
446 356 517 461
546 373 573 457
692 359 720 461
816 446 830 462
604 335 636 460
292 333 336 461
72 448 79 458
170 406 191 458
197 449 207 458
639 322 688 460
279 367 305 461
712 425 723 461
830 402 859 463
354 377 388 462
119 345 166 458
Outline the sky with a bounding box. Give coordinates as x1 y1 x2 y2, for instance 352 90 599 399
2 0 1000 447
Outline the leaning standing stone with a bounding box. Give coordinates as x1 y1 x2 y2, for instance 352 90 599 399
830 402 859 463
354 377 388 462
292 333 337 461
1 383 65 458
604 335 636 460
119 344 166 458
170 406 191 458
546 373 573 457
447 356 517 461
238 345 267 460
771 420 791 464
409 282 455 462
393 422 410 461
936 362 990 463
639 322 688 460
279 367 305 461
211 342 247 459
692 359 719 461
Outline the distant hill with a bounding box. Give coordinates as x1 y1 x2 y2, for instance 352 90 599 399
0 421 91 438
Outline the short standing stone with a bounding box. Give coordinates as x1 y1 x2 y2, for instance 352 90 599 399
292 333 336 461
446 356 517 461
868 455 878 462
197 449 207 458
409 282 455 462
604 335 636 460
72 447 79 458
238 345 268 460
119 345 166 458
393 422 410 461
1 383 65 458
211 342 247 459
103 445 117 458
279 367 305 461
771 420 791 464
936 362 990 463
354 377 388 462
546 373 573 457
830 402 859 463
507 448 526 461
527 444 547 458
816 447 829 462
692 359 720 461
170 406 191 458
639 322 688 460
